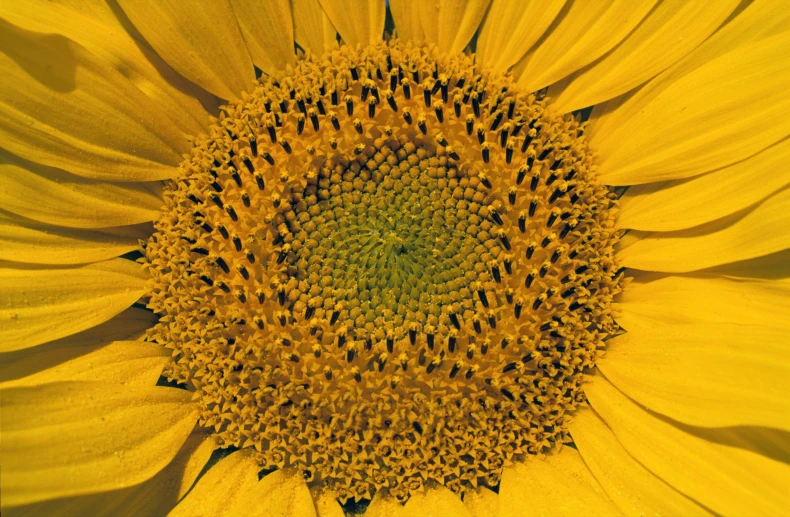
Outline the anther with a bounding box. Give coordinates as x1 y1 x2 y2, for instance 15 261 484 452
215 256 230 274
481 143 490 164
208 192 224 209
231 235 242 251
516 166 527 185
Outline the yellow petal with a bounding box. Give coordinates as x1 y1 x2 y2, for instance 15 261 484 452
0 212 150 265
402 486 472 517
553 0 739 113
292 0 338 56
570 409 712 517
499 446 621 517
3 431 214 517
416 0 492 55
0 307 155 384
703 248 790 280
584 375 790 517
317 0 385 48
0 259 148 352
588 0 789 145
167 449 260 517
475 0 565 73
312 489 345 517
116 0 254 101
619 139 790 232
0 381 197 507
686 425 790 466
0 20 187 181
226 469 317 517
0 151 162 229
594 33 790 185
515 0 656 93
1 0 212 137
1 340 168 390
364 489 408 517
229 0 296 72
389 0 426 43
617 275 790 332
618 188 790 273
601 323 790 430
463 486 499 517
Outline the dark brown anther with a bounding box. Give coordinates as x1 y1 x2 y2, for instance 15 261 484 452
516 166 527 185
507 99 516 119
509 190 516 205
255 317 265 329
361 84 370 102
232 235 243 251
503 256 513 274
296 115 305 135
481 341 489 355
297 98 307 114
547 212 558 228
551 158 563 171
418 118 428 135
560 223 575 239
502 362 517 374
521 134 533 152
225 205 238 221
562 287 576 299
499 233 511 251
386 335 394 353
427 333 435 350
492 265 501 283
569 301 583 311
262 152 275 165
255 172 265 190
449 311 461 330
267 125 277 143
541 234 553 248
426 361 437 374
546 173 558 186
230 170 242 187
488 314 496 329
538 146 552 160
199 222 213 234
354 119 364 134
466 116 474 135
449 363 461 379
215 256 230 274
349 65 358 80
365 338 373 351
368 100 376 118
477 289 489 308
490 111 503 131
467 346 475 360
525 272 534 288
346 97 354 116
435 105 444 123
347 348 355 362
331 89 338 105
354 371 362 382
403 110 413 125
529 199 538 217
217 224 229 239
187 193 201 204
423 86 432 107
409 328 417 346
313 346 321 358
473 319 482 334
241 192 250 208
506 144 514 164
316 98 326 114
246 250 255 264
575 265 589 274
526 244 535 259
527 154 535 169
331 114 340 130
249 138 258 157
501 336 511 350
565 168 577 180
278 287 286 306
280 139 292 154
209 192 224 209
539 264 549 277
305 306 315 320
454 97 462 117
255 289 265 303
465 368 475 380
477 126 486 144
330 310 340 325
276 250 288 264
472 94 480 118
550 248 562 263
235 290 247 303
514 300 522 319
448 148 460 160
482 145 490 164
500 388 515 401
310 112 319 131
448 335 457 353
191 247 209 256
217 281 230 293
325 369 333 381
530 173 540 192
532 297 543 310
403 81 411 99
387 94 398 111
377 357 386 372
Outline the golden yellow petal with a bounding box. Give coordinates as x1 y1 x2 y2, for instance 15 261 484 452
0 381 197 507
499 447 621 517
515 0 656 93
463 486 499 517
389 0 426 43
292 0 338 56
116 0 254 101
0 19 186 181
703 249 790 280
570 409 712 517
312 489 345 517
226 469 317 517
317 0 385 47
364 489 408 517
167 449 260 517
416 0 492 55
229 0 296 72
585 375 790 517
618 188 790 273
402 486 472 517
0 259 148 352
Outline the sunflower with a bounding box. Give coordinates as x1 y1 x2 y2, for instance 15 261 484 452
1 0 788 515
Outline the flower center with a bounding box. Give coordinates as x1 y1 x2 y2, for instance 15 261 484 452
144 40 622 503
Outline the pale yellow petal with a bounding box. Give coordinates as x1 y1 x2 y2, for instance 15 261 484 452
593 34 790 185
318 0 385 47
312 489 345 517
4 431 214 517
402 485 471 517
463 486 498 517
0 19 186 181
0 259 148 352
389 0 426 43
515 0 656 93
475 0 565 73
1 0 212 136
116 0 254 101
0 340 168 389
230 0 296 72
618 188 790 273
553 0 739 113
226 468 317 517
584 375 790 517
167 449 260 517
364 489 408 517
570 409 712 517
616 275 790 332
0 381 197 507
0 151 162 229
417 0 492 55
292 0 338 56
499 446 621 517
619 139 790 232
600 323 790 430
0 212 150 265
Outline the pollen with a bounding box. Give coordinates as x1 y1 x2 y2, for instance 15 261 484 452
143 40 623 503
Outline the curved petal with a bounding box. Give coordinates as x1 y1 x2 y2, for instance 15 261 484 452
600 323 790 430
515 0 657 93
0 19 187 181
463 486 498 517
570 409 712 517
167 449 260 517
616 275 790 332
317 0 385 47
0 340 168 389
364 489 408 517
499 447 621 517
584 375 790 517
686 426 790 466
475 0 566 73
116 0 254 101
0 381 197 507
0 212 150 265
1 0 212 137
416 0 492 55
0 151 162 229
226 469 317 517
593 33 790 185
618 138 790 232
3 431 214 517
703 249 790 280
229 0 296 73
0 259 148 352
402 486 471 517
553 0 739 113
312 489 345 517
292 0 338 56
389 0 426 43
618 188 790 273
